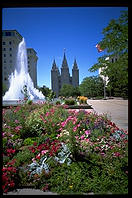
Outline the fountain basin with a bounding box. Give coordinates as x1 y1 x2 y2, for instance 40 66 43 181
2 99 45 107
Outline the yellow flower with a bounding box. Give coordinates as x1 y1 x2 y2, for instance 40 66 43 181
69 185 73 188
78 96 88 104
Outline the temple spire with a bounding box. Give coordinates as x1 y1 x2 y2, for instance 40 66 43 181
73 58 78 69
62 49 68 68
52 59 57 70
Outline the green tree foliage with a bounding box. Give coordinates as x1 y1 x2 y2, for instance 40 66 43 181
89 10 128 98
2 83 8 96
59 84 80 97
38 85 51 97
79 76 104 98
37 85 55 100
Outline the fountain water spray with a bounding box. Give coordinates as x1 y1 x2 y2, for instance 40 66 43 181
3 38 45 101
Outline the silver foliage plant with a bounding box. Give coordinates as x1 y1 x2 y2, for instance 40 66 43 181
28 143 72 178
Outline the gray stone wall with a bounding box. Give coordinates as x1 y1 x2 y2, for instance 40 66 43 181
72 68 79 87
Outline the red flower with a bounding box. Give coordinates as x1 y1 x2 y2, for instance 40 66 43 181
33 142 37 146
113 152 121 157
36 153 41 159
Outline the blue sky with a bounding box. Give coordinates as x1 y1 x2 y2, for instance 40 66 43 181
2 7 128 88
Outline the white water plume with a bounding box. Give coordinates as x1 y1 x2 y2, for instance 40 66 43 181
3 38 45 100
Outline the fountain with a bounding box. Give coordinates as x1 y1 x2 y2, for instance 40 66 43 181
3 38 45 106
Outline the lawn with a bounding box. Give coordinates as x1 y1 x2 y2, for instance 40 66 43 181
2 101 128 195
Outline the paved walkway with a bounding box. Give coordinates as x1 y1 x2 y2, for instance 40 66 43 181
87 99 128 131
3 188 58 195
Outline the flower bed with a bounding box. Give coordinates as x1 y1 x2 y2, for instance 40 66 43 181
2 102 128 194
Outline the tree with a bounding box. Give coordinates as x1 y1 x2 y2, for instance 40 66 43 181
2 83 8 96
59 84 74 97
89 10 128 98
37 85 51 97
59 84 81 98
79 76 104 98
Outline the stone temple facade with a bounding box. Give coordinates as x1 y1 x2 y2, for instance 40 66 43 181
51 52 79 97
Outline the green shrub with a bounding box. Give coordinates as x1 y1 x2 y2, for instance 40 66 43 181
13 148 34 167
25 104 68 138
65 99 75 105
56 101 61 105
23 137 37 146
27 100 33 105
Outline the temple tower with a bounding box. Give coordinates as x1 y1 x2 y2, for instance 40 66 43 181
51 59 60 97
61 52 70 88
51 52 79 97
72 58 79 87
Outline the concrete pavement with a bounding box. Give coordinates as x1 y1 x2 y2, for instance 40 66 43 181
3 188 58 195
87 99 128 131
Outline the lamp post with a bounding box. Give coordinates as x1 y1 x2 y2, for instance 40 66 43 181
103 78 106 100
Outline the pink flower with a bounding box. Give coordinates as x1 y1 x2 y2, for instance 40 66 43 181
73 126 77 132
85 138 90 142
45 112 50 117
15 120 19 123
100 152 105 156
32 158 36 162
15 126 22 131
113 152 121 157
121 134 125 138
61 121 67 127
2 133 5 137
85 130 91 135
95 146 100 151
75 136 79 140
41 150 48 155
40 115 46 123
77 123 80 127
36 153 41 159
58 127 63 131
80 135 85 140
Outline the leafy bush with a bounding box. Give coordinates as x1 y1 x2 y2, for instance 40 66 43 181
23 137 38 146
13 148 34 167
25 104 68 138
26 100 33 105
65 99 75 105
56 101 61 105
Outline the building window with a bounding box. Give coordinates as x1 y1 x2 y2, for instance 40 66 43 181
10 54 12 57
4 66 6 69
9 48 12 51
4 54 6 57
9 41 12 45
6 32 11 36
9 60 12 63
3 42 6 45
4 77 7 81
4 60 6 63
3 48 6 51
